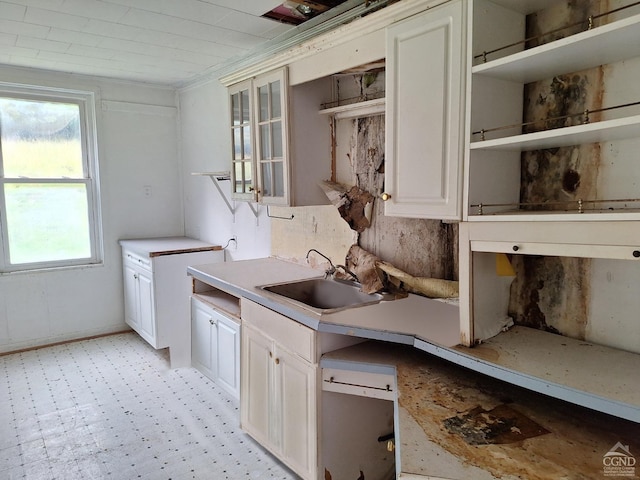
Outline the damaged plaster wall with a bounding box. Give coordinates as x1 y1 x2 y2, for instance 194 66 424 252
507 0 640 354
269 204 357 270
347 114 458 281
271 71 458 284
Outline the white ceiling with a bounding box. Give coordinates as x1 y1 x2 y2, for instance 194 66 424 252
0 0 301 86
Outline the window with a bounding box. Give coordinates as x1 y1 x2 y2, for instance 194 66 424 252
0 85 102 272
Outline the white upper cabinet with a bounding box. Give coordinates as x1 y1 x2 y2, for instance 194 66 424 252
228 67 332 206
229 79 256 202
228 68 290 205
254 68 291 205
384 0 466 220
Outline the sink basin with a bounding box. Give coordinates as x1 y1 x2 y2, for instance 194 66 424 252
260 277 383 314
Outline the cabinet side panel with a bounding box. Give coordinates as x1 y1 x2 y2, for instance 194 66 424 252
289 77 332 206
153 250 223 365
472 252 514 342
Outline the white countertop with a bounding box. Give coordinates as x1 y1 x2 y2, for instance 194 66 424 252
187 257 461 348
119 236 222 257
188 257 640 423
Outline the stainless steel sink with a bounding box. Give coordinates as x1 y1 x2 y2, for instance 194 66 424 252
260 277 384 314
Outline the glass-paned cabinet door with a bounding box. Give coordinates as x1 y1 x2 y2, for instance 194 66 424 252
254 68 290 205
229 79 256 201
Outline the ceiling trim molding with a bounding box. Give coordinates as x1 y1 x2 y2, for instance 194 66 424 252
180 0 451 90
215 0 451 87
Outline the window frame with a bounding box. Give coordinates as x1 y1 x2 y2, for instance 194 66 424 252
0 83 103 273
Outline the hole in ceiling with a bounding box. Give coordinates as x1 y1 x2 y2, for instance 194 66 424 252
263 0 351 25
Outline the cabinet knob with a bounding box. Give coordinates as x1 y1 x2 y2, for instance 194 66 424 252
133 273 138 279
248 187 260 193
512 245 520 252
381 192 391 201
209 318 216 325
274 358 280 365
633 250 640 258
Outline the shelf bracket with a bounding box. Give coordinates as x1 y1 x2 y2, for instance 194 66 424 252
247 202 259 219
192 172 234 215
192 172 262 222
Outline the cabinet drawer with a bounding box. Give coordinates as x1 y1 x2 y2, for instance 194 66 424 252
322 368 395 401
123 250 152 271
471 240 640 261
241 298 315 363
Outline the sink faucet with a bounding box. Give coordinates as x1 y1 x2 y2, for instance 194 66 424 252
335 264 359 283
306 249 359 282
306 249 336 278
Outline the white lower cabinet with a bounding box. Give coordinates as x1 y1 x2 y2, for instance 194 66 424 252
120 238 224 368
191 296 240 399
240 298 317 480
123 256 155 343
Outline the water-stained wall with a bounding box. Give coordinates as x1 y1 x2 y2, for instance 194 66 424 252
508 0 640 352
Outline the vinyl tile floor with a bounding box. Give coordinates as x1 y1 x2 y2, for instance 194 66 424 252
0 332 297 480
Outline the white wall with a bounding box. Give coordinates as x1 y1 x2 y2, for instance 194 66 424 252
0 66 184 353
178 79 271 261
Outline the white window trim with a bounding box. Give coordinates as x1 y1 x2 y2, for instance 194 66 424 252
0 83 103 273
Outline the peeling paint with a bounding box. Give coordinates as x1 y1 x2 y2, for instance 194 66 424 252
443 404 549 445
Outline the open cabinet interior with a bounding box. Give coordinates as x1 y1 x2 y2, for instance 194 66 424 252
459 220 640 422
321 391 395 480
466 0 640 221
472 251 640 354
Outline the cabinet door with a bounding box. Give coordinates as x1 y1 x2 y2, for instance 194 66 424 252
277 347 316 480
123 263 140 331
254 68 290 206
214 311 240 399
136 269 155 344
241 324 273 448
191 298 214 376
385 0 465 220
230 79 256 201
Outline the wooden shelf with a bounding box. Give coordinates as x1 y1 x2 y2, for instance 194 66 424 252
192 290 241 321
472 13 640 83
470 114 640 151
